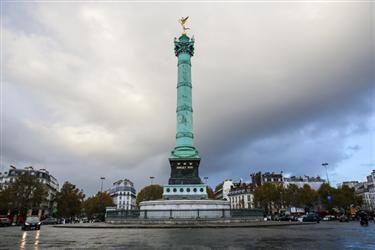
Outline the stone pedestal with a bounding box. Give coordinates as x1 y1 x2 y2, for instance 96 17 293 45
139 199 230 219
168 158 201 185
163 184 207 200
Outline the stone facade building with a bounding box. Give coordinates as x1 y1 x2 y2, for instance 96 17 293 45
250 172 283 187
364 170 375 211
214 180 235 201
283 175 326 190
227 183 255 209
0 166 59 217
337 181 359 189
341 170 375 211
108 179 136 210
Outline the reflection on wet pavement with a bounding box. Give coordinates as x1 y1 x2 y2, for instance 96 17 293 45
17 229 41 250
34 230 40 250
19 231 27 250
1 222 374 250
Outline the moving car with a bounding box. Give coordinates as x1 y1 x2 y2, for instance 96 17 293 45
0 218 11 227
41 217 58 225
358 211 369 226
278 215 297 221
297 216 305 222
302 213 320 223
323 215 336 221
338 215 349 222
22 216 41 230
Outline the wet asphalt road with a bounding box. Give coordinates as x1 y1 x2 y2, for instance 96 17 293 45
0 221 374 250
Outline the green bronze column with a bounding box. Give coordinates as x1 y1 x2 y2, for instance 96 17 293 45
164 17 206 198
166 27 203 187
170 34 200 160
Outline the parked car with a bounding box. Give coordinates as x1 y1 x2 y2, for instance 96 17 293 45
339 214 349 222
323 215 336 221
91 218 103 223
0 218 11 227
22 216 41 230
278 215 297 221
41 217 58 225
297 216 305 222
302 213 320 223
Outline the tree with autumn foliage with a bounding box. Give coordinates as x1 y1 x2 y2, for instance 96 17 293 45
207 186 215 199
83 192 114 220
56 182 85 219
136 184 163 207
0 175 48 218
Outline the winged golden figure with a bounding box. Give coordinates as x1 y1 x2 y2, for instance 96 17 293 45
179 16 190 35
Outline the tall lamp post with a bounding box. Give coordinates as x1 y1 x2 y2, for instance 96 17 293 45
322 163 329 185
99 177 106 221
150 176 155 185
203 177 208 184
100 177 105 192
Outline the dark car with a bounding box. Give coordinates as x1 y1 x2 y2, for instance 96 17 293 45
41 217 58 225
302 213 320 223
339 214 349 222
22 216 41 230
0 218 11 227
278 215 297 221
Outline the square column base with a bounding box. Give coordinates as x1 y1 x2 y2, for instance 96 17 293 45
163 184 207 200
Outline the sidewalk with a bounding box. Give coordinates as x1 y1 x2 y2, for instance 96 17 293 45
54 221 315 229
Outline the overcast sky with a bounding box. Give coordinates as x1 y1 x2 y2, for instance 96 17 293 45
2 2 374 195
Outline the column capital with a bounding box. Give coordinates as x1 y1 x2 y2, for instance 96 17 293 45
174 35 194 57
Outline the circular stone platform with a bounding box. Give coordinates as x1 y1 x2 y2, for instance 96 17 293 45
140 199 230 210
139 199 230 219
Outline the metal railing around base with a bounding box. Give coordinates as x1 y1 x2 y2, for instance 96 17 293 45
106 209 264 220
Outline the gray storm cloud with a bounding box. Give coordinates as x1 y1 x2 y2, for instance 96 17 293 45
2 3 374 194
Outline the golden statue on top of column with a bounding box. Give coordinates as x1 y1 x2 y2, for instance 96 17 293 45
179 16 190 35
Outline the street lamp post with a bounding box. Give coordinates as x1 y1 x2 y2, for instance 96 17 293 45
322 163 329 185
99 177 106 221
100 177 105 192
203 177 208 184
150 176 155 185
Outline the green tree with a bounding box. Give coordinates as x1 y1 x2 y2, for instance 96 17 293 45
0 186 13 214
4 175 48 218
273 184 284 211
136 184 163 207
299 184 318 211
254 183 282 214
56 182 85 219
334 185 362 212
254 184 268 213
318 183 335 211
283 184 302 208
83 192 114 220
